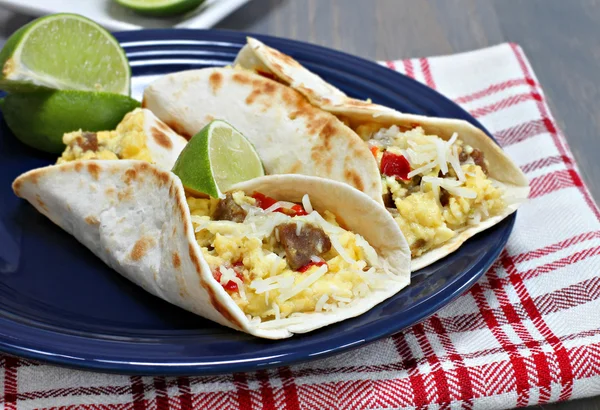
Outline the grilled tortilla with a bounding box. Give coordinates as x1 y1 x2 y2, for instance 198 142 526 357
141 67 384 205
235 37 530 271
13 163 409 339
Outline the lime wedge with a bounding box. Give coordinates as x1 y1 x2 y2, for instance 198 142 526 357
115 0 205 16
1 90 140 153
0 13 130 95
172 120 265 198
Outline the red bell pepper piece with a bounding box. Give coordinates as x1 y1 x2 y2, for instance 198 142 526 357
252 192 307 217
213 265 244 292
370 145 379 158
380 151 411 181
297 260 327 273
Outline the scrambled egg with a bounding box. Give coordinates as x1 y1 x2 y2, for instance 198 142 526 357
187 192 383 321
369 126 506 257
394 190 455 256
356 122 394 140
443 165 504 229
57 109 152 164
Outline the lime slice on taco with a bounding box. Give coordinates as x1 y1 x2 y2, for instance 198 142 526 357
172 119 265 198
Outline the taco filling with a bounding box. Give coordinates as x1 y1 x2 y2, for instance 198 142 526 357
364 125 506 258
187 190 395 324
58 109 152 164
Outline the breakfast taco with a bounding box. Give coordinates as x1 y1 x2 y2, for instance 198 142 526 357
57 107 188 170
235 38 530 270
13 163 409 339
141 67 384 205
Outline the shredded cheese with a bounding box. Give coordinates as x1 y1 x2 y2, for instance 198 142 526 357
219 266 235 285
302 194 314 214
332 295 351 303
330 234 354 264
435 138 449 175
355 283 370 297
355 269 376 286
481 200 489 217
470 211 482 225
264 201 296 213
422 176 477 199
250 275 294 294
407 162 436 178
449 145 466 182
257 316 306 329
295 221 303 236
278 264 328 302
267 253 280 277
232 277 246 301
315 294 329 312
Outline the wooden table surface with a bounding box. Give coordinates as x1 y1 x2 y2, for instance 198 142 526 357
215 1 600 409
0 0 598 408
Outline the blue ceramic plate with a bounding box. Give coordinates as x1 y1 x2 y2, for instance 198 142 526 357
0 30 515 375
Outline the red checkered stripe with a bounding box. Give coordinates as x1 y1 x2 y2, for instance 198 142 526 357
4 334 600 409
385 46 599 409
2 45 600 410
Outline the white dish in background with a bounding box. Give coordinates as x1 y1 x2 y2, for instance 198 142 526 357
0 0 250 30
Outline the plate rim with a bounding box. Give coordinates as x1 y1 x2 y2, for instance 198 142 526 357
0 28 516 375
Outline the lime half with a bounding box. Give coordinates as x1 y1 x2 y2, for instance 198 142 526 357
115 0 205 16
1 90 140 153
0 13 130 95
172 120 265 198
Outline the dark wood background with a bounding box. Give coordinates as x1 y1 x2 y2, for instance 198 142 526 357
216 1 600 409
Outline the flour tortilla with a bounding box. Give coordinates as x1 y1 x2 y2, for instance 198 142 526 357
134 108 189 170
13 161 409 339
141 67 383 205
235 37 530 271
233 37 399 118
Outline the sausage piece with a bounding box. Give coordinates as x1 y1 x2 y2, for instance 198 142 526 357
213 193 247 223
277 223 332 270
74 132 99 152
410 239 426 257
383 191 395 208
471 148 488 175
439 188 450 207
